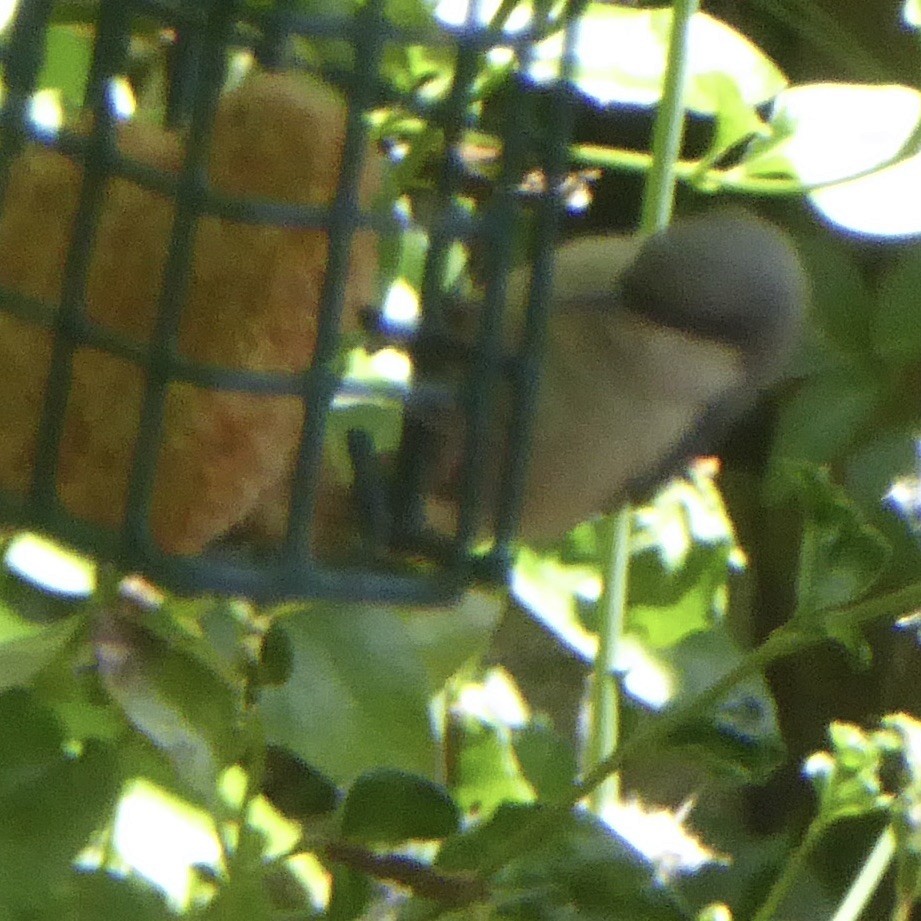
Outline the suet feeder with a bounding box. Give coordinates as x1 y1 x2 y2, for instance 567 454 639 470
0 0 581 603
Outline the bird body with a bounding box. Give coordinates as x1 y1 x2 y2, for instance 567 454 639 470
521 301 745 539
428 211 806 544
0 63 803 572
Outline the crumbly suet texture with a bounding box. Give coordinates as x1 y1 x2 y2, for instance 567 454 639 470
0 71 382 554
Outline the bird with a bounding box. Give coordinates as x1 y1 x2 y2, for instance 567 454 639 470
0 65 804 575
415 209 807 545
0 69 383 556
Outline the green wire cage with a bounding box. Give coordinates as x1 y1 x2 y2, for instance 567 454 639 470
0 0 582 603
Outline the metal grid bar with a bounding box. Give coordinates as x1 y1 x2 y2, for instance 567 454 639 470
0 0 583 603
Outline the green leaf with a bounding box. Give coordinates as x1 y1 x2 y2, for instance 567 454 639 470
341 769 459 844
631 476 735 573
327 865 374 921
262 745 340 820
512 547 599 662
258 604 436 784
846 428 919 516
195 598 253 681
794 235 874 361
627 542 731 650
39 25 94 114
512 725 577 804
697 71 768 160
382 0 443 30
804 720 893 824
433 805 687 921
0 609 82 691
875 246 921 364
652 629 785 781
600 476 737 654
0 688 65 799
262 862 313 914
772 370 886 466
784 465 891 615
526 5 785 114
450 711 534 817
258 621 293 687
92 611 240 801
396 591 504 690
0 692 120 912
196 873 274 921
61 872 173 921
770 83 921 237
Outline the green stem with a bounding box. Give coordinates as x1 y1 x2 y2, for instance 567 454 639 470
217 760 263 887
794 517 820 618
830 826 896 921
471 580 921 888
93 563 123 608
574 626 801 800
570 140 921 198
388 117 921 202
582 0 698 821
752 817 829 921
574 579 921 802
584 506 631 813
96 814 120 872
640 0 700 234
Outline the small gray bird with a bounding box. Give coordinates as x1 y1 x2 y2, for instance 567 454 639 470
425 210 807 543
